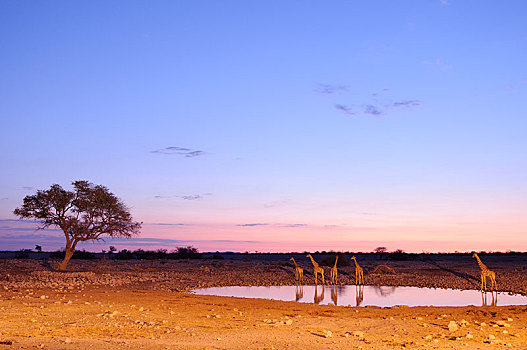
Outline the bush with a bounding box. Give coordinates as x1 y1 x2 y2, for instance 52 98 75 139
49 249 95 260
388 249 416 261
320 254 350 267
14 249 31 259
132 249 168 260
169 246 202 259
113 249 135 260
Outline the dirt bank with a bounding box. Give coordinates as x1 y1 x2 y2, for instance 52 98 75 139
1 256 526 349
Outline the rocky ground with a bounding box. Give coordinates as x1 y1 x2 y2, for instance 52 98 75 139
0 254 526 349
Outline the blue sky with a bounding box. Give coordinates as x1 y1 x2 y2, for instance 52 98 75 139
1 1 526 252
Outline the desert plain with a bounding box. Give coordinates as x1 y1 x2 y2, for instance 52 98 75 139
1 253 527 349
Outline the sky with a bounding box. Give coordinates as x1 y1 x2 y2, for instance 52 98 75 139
1 1 526 253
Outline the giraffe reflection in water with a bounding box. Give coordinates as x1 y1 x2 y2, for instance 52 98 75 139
373 286 396 297
331 286 338 305
314 285 324 304
295 285 304 302
481 291 498 306
355 285 364 306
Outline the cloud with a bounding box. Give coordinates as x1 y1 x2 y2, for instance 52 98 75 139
154 193 212 200
147 223 187 226
316 84 348 94
0 197 7 200
0 219 43 224
181 195 202 201
151 146 205 157
363 104 383 116
391 100 421 109
236 223 269 227
440 0 449 5
423 59 452 70
0 227 60 232
22 186 33 190
331 88 421 117
280 224 307 228
335 104 356 115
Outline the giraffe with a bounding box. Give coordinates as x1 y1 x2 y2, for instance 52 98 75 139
330 255 339 285
350 256 364 285
289 257 304 284
472 252 496 291
306 254 325 285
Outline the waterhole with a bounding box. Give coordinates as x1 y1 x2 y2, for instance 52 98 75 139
193 285 527 307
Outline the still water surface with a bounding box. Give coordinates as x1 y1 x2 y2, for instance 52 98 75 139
193 285 527 307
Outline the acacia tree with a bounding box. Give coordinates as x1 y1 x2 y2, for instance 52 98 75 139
14 181 141 271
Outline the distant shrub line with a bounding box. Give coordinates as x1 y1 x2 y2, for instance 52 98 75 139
48 246 203 260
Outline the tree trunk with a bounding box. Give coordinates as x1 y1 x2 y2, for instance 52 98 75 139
58 247 75 271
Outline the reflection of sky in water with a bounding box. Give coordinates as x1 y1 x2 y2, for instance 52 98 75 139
192 285 527 307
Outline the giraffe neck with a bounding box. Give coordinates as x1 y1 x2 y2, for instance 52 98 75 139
352 259 359 268
475 256 487 270
308 255 318 268
333 257 338 268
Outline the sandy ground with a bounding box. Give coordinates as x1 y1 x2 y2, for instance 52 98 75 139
1 254 527 349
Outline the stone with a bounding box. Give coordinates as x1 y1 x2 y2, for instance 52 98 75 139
353 330 364 338
448 321 459 332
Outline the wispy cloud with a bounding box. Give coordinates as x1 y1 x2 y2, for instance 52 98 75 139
280 224 307 228
22 186 33 190
181 195 202 201
392 100 420 108
326 86 421 117
151 146 205 157
335 104 356 115
423 58 452 70
363 104 383 116
237 223 269 227
316 83 348 94
0 197 7 200
0 219 43 224
154 193 212 200
148 223 187 226
440 0 449 5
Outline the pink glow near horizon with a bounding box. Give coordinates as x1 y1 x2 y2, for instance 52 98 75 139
2 219 526 253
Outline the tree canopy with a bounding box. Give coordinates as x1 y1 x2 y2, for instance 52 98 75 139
14 180 141 270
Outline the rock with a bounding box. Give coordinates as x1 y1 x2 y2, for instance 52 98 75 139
64 338 71 343
323 330 332 338
448 321 459 332
353 330 364 338
424 335 432 340
488 334 495 340
466 334 473 339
